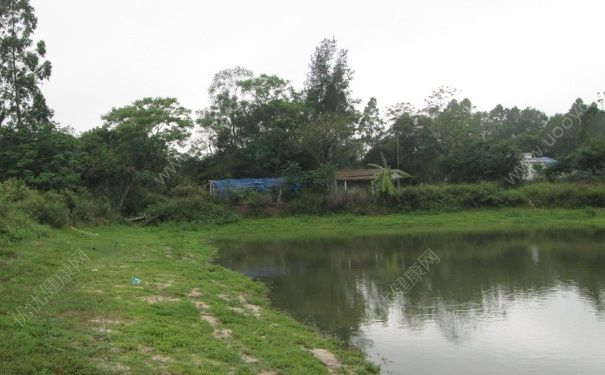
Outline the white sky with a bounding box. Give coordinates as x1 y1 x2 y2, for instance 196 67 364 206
32 0 605 132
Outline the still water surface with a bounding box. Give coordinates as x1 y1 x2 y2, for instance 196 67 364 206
217 230 605 374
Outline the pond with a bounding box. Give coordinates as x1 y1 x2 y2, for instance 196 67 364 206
217 230 605 374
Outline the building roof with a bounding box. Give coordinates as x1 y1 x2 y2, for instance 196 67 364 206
534 156 558 165
521 153 558 165
335 169 380 181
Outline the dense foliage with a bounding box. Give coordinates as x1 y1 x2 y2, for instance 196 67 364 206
1 1 605 232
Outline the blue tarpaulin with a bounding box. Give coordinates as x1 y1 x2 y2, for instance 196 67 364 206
209 178 299 197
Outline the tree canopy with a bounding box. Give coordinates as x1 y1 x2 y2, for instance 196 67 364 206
1 0 605 216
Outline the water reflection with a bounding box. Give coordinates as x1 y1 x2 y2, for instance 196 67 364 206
217 230 605 374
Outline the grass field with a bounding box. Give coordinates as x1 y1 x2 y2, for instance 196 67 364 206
1 208 605 374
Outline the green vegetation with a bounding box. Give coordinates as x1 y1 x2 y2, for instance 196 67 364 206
1 2 605 373
2 1 605 225
205 208 605 241
0 179 113 245
5 176 605 247
2 209 605 374
279 182 605 216
0 224 376 374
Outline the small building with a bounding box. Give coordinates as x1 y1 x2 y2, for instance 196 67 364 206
520 153 558 180
335 169 388 192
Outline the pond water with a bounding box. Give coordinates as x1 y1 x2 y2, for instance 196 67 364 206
217 230 605 374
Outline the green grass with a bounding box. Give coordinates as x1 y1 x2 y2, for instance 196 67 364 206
1 208 605 374
204 208 605 241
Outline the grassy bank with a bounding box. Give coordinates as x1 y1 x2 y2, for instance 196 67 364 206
204 208 605 241
1 208 605 374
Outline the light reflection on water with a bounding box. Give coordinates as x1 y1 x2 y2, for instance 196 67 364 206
217 231 605 374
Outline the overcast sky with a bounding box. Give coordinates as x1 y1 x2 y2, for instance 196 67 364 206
32 0 605 132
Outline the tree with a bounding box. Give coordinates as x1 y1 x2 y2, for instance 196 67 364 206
358 97 384 152
483 105 548 152
0 123 85 189
371 111 440 182
431 98 482 150
299 38 361 167
102 97 193 148
558 140 605 176
440 140 520 183
0 0 52 127
368 154 411 196
199 67 293 155
423 86 458 118
198 68 308 177
304 37 357 116
541 99 590 158
81 98 193 213
297 113 360 168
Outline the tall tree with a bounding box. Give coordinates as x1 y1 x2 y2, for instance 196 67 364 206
358 97 384 152
423 86 458 118
198 68 308 177
0 0 52 127
81 98 193 212
298 113 360 167
198 67 253 154
300 38 360 167
304 37 356 116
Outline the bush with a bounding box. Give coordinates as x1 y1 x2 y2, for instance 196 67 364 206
144 197 238 225
0 180 69 228
0 204 48 245
60 188 114 224
20 191 70 228
325 190 385 215
391 182 605 213
167 184 209 198
0 180 115 238
283 163 336 195
227 190 283 218
286 191 327 215
394 184 464 212
282 181 605 216
0 180 51 244
504 183 605 208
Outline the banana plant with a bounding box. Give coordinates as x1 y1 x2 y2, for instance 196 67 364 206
369 154 411 196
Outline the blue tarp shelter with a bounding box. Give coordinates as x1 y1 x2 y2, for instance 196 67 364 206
209 178 298 197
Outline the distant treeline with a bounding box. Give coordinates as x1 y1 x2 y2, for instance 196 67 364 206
1 0 605 218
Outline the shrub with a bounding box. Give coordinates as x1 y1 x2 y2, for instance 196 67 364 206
506 183 605 208
283 163 336 195
0 180 69 228
144 197 238 225
0 204 48 245
286 191 327 215
0 180 51 244
20 191 70 228
60 188 114 224
445 183 502 208
0 180 116 234
167 184 209 198
227 190 283 218
395 184 460 213
392 182 605 213
325 190 383 215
